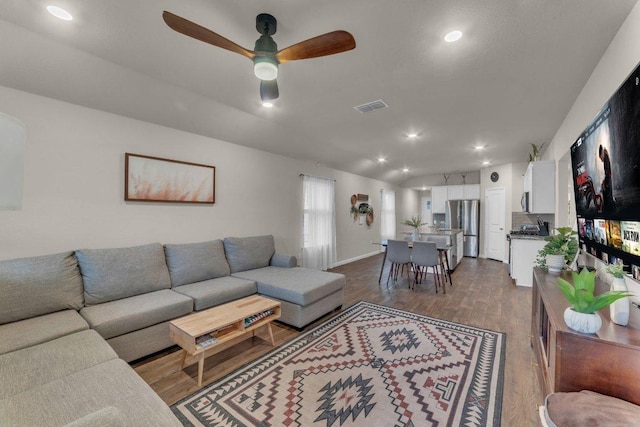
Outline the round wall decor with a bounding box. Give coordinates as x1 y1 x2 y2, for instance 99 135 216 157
490 171 499 182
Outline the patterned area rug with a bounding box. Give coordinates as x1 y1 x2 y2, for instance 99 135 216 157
171 301 505 427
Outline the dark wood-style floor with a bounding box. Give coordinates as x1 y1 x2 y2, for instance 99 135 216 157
133 254 542 426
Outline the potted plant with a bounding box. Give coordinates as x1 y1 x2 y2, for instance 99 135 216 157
528 142 544 162
603 263 630 326
402 216 425 241
557 268 632 334
535 227 578 273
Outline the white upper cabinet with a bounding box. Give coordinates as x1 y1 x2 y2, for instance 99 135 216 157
447 185 464 200
431 186 448 214
523 160 555 213
463 184 480 199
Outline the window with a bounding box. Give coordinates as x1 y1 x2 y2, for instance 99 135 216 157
302 175 336 270
380 189 396 243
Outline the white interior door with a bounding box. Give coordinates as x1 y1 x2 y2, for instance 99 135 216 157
485 188 506 261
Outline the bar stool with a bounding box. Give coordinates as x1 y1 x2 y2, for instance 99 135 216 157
410 242 444 293
385 240 412 287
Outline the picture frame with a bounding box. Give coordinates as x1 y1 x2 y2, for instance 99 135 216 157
125 153 215 203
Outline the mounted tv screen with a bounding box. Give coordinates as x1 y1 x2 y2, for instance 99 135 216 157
570 60 640 277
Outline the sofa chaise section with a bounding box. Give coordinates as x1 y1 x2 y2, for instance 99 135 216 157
76 243 193 362
224 235 346 328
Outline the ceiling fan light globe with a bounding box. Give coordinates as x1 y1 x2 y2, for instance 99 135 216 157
254 61 278 80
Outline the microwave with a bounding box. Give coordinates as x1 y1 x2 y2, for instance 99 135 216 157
521 192 530 212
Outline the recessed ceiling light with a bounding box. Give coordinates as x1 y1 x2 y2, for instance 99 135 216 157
402 167 410 173
407 133 418 139
47 5 73 21
474 145 485 151
444 30 462 43
421 186 427 191
377 157 386 163
262 102 274 108
482 161 490 166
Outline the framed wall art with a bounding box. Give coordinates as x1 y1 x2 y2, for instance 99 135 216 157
125 153 215 203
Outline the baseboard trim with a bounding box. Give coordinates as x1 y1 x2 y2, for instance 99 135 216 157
334 250 381 267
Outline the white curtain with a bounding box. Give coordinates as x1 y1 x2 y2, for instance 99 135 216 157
302 175 337 270
380 189 396 243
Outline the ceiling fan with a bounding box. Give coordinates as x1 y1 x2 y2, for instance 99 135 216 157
162 11 356 103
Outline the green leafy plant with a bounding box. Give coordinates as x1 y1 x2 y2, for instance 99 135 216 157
528 142 544 162
557 268 632 314
535 227 578 270
402 216 425 229
604 263 625 279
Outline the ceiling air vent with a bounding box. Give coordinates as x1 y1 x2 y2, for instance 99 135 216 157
353 99 388 113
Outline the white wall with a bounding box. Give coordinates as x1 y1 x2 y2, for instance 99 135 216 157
544 1 640 299
0 85 405 263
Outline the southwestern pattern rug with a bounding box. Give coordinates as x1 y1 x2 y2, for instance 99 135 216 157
171 301 505 427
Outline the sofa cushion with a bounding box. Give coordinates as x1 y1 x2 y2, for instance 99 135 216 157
76 243 172 305
223 235 275 273
79 289 193 340
0 329 117 399
0 359 181 427
0 251 84 324
172 276 257 311
0 310 89 355
544 390 640 427
232 267 346 306
164 239 230 287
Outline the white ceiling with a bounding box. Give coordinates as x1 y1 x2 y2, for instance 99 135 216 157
0 0 637 186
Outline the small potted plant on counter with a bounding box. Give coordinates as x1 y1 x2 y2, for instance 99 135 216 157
535 227 578 273
402 216 425 241
557 268 632 334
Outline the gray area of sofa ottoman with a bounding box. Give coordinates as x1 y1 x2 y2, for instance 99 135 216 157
232 267 346 306
79 289 193 340
0 329 117 399
0 309 89 355
172 276 257 311
0 358 181 427
0 251 84 324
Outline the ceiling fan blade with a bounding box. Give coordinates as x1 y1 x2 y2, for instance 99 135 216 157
260 79 279 101
163 11 255 60
276 30 355 63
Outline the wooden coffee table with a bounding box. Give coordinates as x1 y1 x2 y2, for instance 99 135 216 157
169 295 281 386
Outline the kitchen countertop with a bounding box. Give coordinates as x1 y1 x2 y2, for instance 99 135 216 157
402 229 463 236
509 234 547 240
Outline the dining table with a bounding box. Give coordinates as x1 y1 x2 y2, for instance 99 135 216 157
375 240 454 289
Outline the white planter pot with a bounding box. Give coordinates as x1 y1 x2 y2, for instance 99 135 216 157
546 254 566 273
412 229 419 241
564 307 602 334
610 277 629 326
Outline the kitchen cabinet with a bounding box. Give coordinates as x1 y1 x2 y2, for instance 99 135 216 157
524 161 555 213
510 237 546 286
463 184 480 199
431 186 448 214
447 185 464 200
532 268 640 405
432 184 480 215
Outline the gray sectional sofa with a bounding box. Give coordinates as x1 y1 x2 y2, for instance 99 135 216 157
0 235 345 426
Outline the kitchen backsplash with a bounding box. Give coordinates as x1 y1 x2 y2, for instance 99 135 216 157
512 212 555 232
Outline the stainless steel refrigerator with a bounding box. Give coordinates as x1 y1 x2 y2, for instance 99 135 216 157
445 199 480 257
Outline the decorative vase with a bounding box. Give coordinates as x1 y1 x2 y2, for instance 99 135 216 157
610 277 629 326
546 254 565 273
564 307 602 334
412 228 419 241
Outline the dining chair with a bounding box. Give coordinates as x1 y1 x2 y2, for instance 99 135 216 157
410 242 444 293
385 240 412 287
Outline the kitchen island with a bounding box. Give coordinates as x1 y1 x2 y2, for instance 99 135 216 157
401 228 464 270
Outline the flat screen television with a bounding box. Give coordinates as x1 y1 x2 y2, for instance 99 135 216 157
570 60 640 279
